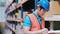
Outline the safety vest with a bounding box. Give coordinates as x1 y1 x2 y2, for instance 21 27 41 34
27 14 45 31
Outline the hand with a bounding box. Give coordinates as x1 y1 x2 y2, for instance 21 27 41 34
17 18 23 23
13 30 18 34
42 28 48 34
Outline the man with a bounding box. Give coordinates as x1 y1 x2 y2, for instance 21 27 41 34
5 0 28 34
23 0 50 34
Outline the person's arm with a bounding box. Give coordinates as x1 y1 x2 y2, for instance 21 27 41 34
5 0 13 8
7 0 28 14
17 0 28 8
23 28 48 34
23 16 48 34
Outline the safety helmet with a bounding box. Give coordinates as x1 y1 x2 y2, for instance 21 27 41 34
37 0 50 11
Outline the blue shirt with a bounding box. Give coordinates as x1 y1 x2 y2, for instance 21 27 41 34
24 11 42 27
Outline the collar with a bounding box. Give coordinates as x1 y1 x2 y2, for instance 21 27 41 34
33 11 40 18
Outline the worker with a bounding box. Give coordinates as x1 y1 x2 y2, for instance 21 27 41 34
23 0 50 34
5 0 28 34
5 0 19 34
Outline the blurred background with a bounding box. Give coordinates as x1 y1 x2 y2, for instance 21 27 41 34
0 0 60 34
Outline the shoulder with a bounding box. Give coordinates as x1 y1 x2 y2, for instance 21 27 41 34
24 16 30 21
24 16 31 27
